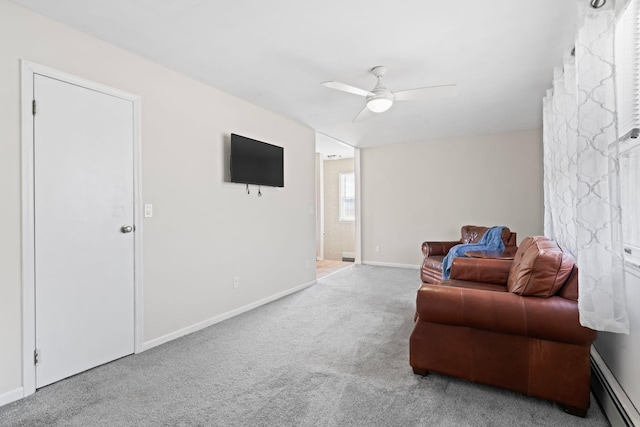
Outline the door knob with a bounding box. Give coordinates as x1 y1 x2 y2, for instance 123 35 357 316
121 225 134 233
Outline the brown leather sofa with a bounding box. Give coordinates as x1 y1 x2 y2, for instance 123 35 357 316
410 236 597 416
421 225 517 284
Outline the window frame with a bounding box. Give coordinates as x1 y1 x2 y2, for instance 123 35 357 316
338 172 355 223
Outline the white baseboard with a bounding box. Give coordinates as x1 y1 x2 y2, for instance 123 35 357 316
362 261 420 270
143 279 317 351
0 387 24 407
591 347 640 426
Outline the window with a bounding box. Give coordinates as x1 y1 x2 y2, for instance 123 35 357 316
339 172 355 222
615 0 640 138
619 139 640 249
614 0 640 258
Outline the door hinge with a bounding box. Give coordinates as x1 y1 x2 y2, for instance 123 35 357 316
32 100 36 115
34 349 39 366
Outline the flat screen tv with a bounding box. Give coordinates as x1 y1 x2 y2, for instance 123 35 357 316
230 133 284 187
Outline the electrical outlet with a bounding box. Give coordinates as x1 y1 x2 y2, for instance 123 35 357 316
233 277 239 288
375 246 380 253
306 260 310 268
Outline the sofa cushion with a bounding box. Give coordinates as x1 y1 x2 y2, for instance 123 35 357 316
422 255 444 270
460 225 515 247
460 226 489 244
441 279 508 293
415 284 596 345
507 236 574 297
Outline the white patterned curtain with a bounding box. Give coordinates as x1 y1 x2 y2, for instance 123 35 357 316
543 0 629 333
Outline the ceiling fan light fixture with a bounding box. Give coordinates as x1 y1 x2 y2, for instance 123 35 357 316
322 65 458 120
366 88 394 112
367 97 393 113
366 70 394 113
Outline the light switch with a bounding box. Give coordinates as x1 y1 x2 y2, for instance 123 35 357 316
144 203 153 218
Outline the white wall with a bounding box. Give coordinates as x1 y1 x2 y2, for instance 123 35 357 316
360 128 544 267
0 0 316 400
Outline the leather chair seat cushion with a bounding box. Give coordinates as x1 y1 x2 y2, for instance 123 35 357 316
423 255 444 270
507 236 575 297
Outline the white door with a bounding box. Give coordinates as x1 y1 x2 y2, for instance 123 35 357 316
34 74 135 388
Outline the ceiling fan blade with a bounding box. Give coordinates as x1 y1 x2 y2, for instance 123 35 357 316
322 81 372 97
353 105 374 122
393 84 459 101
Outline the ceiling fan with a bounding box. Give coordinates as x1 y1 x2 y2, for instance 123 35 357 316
321 66 459 121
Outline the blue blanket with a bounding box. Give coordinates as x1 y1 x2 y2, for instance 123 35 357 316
442 226 506 279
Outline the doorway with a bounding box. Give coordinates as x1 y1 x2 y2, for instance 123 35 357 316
315 133 358 277
21 61 143 395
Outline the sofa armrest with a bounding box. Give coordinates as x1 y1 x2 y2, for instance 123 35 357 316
415 284 596 346
449 258 512 285
422 241 459 257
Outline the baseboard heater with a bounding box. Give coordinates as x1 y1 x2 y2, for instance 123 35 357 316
591 348 640 426
342 251 355 262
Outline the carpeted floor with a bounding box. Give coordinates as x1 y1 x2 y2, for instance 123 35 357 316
0 265 609 426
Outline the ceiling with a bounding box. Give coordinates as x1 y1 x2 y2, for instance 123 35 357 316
11 0 578 148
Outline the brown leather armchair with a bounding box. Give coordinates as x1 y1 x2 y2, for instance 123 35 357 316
410 236 597 417
421 225 517 284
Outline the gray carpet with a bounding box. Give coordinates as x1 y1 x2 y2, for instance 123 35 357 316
0 265 609 426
